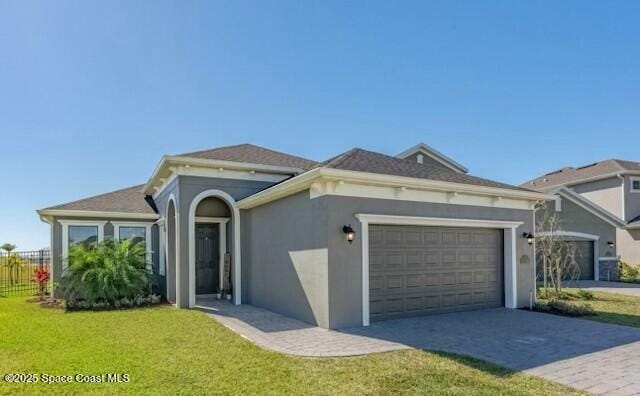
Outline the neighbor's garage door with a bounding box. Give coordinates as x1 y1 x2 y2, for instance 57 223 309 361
567 241 594 280
369 225 504 322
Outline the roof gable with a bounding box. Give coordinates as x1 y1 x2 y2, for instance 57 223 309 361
322 148 527 192
177 143 317 170
523 159 640 191
396 143 468 174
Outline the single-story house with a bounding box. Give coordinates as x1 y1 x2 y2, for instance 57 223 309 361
38 143 550 329
522 159 640 281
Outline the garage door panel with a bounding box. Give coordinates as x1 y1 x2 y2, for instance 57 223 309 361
370 225 503 321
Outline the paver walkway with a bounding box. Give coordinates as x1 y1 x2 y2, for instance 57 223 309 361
197 297 640 395
571 280 640 298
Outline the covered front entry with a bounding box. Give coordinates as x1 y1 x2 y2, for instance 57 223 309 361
195 223 220 295
369 224 504 322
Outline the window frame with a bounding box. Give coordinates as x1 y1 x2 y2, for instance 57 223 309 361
631 177 640 193
112 222 153 269
59 220 107 269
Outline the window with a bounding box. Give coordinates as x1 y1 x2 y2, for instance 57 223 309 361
632 177 640 193
113 223 153 269
68 225 99 250
118 226 146 247
59 220 106 269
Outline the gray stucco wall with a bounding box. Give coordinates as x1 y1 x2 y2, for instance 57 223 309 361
171 176 276 307
573 177 624 219
403 152 451 171
244 190 536 329
536 198 617 258
50 216 160 295
243 191 330 327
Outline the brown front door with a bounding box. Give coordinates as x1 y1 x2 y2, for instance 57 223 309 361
196 223 220 295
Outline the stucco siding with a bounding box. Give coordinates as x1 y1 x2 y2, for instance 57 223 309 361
324 195 536 328
572 177 624 219
174 176 276 307
243 191 330 327
618 228 640 265
403 152 451 171
624 175 640 222
536 198 617 258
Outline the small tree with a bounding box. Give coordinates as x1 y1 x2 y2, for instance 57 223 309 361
1 243 18 285
32 267 50 300
536 203 581 295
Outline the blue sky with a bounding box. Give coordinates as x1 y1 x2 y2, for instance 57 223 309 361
1 1 639 250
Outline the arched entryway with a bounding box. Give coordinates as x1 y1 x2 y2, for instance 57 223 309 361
188 190 241 308
166 196 178 304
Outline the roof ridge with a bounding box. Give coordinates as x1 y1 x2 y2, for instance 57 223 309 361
175 143 251 157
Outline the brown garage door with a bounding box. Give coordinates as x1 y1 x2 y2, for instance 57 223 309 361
369 225 504 322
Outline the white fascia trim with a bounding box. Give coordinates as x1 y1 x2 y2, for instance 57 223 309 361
59 220 107 269
554 188 625 228
537 230 600 240
112 222 154 269
143 155 304 195
356 214 523 326
188 189 241 308
237 168 553 209
396 143 469 174
355 214 523 229
38 209 159 220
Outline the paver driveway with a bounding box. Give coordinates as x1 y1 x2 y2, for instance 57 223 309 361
347 309 640 395
200 298 640 395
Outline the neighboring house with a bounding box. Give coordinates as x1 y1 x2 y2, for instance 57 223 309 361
522 159 640 281
38 143 550 329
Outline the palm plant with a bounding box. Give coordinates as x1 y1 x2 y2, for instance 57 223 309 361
59 238 152 306
1 243 17 285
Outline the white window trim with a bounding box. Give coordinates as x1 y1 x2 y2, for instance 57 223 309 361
113 222 153 269
630 176 640 193
537 231 600 281
355 214 523 326
188 190 241 308
59 220 107 269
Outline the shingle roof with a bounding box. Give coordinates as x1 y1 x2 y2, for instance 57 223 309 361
177 143 317 170
43 185 154 214
318 148 529 192
522 159 640 191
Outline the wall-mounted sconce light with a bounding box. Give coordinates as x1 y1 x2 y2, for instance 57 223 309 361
523 232 534 246
343 225 355 243
607 241 615 248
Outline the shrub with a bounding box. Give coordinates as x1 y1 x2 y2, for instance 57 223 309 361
534 299 595 317
619 261 640 280
58 238 154 310
577 289 595 300
536 288 569 300
32 267 50 300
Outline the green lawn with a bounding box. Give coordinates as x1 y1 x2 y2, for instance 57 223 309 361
0 297 578 396
540 288 640 329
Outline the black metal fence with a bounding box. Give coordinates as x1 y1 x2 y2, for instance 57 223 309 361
0 249 50 296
